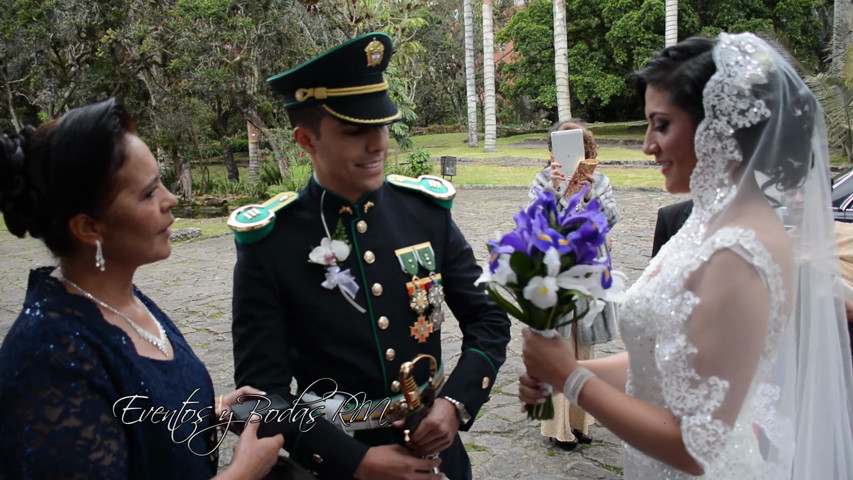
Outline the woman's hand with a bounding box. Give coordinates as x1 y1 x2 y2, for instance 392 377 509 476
218 415 284 480
217 385 267 421
549 162 566 191
521 327 577 391
579 173 595 200
518 371 551 410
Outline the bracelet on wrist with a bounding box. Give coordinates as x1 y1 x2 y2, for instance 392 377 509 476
562 367 595 405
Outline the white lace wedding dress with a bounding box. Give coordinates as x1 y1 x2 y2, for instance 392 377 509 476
620 225 786 479
615 32 853 479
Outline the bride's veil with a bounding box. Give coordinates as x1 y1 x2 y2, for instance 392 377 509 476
698 32 853 478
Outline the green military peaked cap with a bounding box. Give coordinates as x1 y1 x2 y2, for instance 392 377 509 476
267 32 402 125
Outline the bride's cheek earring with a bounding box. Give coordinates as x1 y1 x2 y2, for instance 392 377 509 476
95 239 106 272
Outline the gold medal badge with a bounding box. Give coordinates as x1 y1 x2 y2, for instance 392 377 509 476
365 38 384 67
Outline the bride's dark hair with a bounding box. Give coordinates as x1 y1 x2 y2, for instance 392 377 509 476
636 36 813 192
0 98 136 256
634 37 717 126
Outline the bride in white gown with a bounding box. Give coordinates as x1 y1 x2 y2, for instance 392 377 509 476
519 32 853 479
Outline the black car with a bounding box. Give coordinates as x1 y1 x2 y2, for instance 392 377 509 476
833 168 853 223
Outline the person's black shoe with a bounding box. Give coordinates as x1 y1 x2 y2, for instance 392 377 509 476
549 437 578 451
571 428 593 444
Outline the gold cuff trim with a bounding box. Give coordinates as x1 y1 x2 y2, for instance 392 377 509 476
322 104 402 124
294 80 389 102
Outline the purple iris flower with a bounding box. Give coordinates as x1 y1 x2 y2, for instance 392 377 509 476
601 265 614 289
531 227 573 255
566 221 605 264
487 240 516 271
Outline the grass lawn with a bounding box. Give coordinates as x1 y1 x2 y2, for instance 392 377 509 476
421 163 664 189
406 132 651 162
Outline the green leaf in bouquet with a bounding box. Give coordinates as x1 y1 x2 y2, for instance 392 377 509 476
485 285 527 322
553 299 592 330
508 251 535 281
527 303 554 330
559 253 578 270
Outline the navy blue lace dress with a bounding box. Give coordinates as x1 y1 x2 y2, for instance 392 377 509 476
0 267 218 479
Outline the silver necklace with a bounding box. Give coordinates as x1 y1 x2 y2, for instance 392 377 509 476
57 268 170 356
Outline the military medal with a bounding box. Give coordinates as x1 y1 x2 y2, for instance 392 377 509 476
429 307 444 331
395 242 436 275
426 273 445 330
406 276 436 342
398 244 443 342
427 273 444 306
409 316 434 343
408 279 430 314
396 246 420 276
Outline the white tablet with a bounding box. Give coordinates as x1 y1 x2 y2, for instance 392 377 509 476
550 128 585 179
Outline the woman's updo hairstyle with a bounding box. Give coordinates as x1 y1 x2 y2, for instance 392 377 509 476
634 37 717 126
0 98 136 256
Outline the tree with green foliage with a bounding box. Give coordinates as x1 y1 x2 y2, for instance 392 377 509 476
497 0 625 121
806 14 853 162
497 0 830 121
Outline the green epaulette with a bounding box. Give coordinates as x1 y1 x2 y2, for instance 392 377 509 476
386 174 455 209
227 191 298 244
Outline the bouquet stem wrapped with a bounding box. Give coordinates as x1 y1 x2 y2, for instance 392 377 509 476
476 188 625 420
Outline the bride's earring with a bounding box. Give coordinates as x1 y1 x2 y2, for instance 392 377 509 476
95 239 106 272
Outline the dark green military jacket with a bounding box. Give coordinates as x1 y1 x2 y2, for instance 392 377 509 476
231 175 510 479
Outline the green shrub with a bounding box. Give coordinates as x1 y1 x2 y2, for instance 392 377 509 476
258 158 283 187
405 149 434 177
231 139 249 152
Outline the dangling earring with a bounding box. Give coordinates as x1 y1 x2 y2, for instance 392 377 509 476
95 239 106 272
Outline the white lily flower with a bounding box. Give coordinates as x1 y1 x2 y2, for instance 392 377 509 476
309 237 351 266
556 263 628 303
543 247 561 277
474 262 491 286
523 275 558 309
493 254 517 285
555 264 605 295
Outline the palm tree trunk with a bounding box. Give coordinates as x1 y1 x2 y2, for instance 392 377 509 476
665 0 678 47
483 0 497 153
553 0 571 121
833 0 852 74
464 0 478 148
247 120 261 184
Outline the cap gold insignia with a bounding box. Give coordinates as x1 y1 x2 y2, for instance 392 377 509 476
365 38 384 67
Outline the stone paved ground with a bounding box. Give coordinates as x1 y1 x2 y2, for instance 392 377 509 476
0 185 688 479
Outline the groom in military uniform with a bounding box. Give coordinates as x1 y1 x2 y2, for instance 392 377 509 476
230 32 510 480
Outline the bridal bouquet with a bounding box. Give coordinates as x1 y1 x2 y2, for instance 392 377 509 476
476 188 625 419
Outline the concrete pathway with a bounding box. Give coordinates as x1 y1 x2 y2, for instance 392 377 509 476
0 186 687 479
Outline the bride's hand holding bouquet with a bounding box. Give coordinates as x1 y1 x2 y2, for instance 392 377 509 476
475 188 625 419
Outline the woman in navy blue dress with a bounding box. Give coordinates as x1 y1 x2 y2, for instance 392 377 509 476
0 98 283 479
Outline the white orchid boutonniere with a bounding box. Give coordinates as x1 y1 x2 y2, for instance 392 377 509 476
309 217 366 313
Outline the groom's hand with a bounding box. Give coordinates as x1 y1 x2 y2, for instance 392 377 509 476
408 398 458 456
